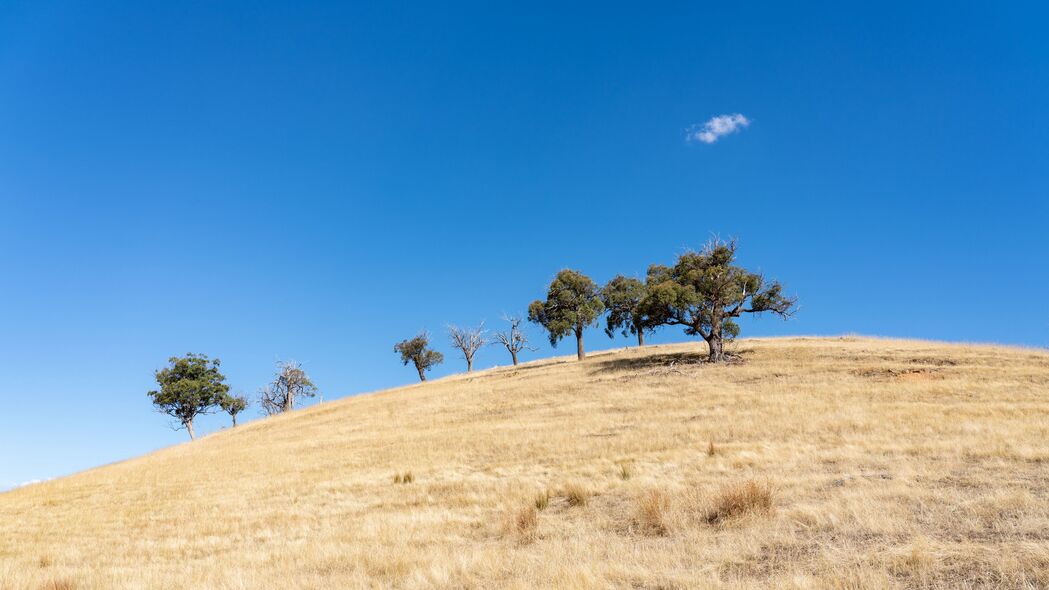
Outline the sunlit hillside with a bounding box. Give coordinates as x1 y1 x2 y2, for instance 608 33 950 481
2 337 1048 589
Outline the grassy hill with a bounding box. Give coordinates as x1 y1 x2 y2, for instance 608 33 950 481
2 337 1048 589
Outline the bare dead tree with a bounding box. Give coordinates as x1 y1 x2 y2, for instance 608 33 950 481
492 315 537 366
447 322 487 372
258 360 319 415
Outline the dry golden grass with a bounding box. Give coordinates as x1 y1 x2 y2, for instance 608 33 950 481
2 336 1049 589
502 504 539 545
633 488 673 536
705 479 775 525
562 482 592 507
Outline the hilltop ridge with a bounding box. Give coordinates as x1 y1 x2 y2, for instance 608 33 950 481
2 337 1048 589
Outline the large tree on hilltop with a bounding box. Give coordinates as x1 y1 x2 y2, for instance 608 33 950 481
641 238 797 363
148 353 229 440
528 269 605 361
601 275 655 346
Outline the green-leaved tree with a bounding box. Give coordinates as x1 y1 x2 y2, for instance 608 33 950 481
219 393 248 427
641 238 797 363
528 269 605 360
395 332 444 381
601 275 654 346
148 353 229 440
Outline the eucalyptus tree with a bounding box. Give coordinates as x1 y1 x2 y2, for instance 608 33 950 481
395 332 444 381
528 269 605 360
147 353 229 440
601 275 655 346
641 238 797 363
219 393 248 427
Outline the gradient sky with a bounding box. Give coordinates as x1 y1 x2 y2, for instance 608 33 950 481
1 1 1047 489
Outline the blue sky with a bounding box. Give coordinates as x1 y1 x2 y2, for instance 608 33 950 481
1 1 1047 489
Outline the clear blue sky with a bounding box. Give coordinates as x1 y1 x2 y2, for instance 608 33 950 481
1 1 1047 489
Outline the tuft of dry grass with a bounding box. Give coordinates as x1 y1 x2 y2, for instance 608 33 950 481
2 337 1048 588
705 479 774 525
533 489 550 511
562 482 591 507
615 461 633 480
503 505 539 544
707 441 716 457
634 489 672 536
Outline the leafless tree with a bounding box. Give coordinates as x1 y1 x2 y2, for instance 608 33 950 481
259 360 319 415
447 322 487 372
492 315 537 366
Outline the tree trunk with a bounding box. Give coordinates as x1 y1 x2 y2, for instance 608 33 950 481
576 328 585 361
706 334 726 363
416 363 426 382
511 350 518 366
637 330 645 347
283 391 293 413
185 420 196 440
231 414 237 427
466 357 473 372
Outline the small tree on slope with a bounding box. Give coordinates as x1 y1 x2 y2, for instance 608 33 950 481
448 322 487 372
641 238 797 363
219 393 248 426
492 315 536 366
528 269 605 361
148 353 229 440
259 361 319 415
395 332 444 381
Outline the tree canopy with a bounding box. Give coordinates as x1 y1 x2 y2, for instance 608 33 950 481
147 353 229 440
601 275 654 346
641 238 796 362
395 332 444 381
219 393 248 426
528 269 605 360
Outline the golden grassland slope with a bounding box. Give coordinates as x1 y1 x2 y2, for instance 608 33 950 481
2 337 1049 589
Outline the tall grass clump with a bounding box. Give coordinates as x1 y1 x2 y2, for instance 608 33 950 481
705 479 774 524
534 489 551 511
503 505 539 544
616 461 633 480
634 489 672 536
563 482 591 507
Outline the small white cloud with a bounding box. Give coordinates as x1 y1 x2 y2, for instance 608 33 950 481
687 113 751 144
